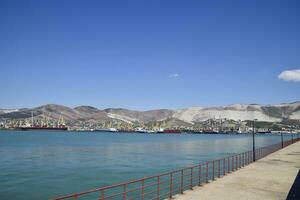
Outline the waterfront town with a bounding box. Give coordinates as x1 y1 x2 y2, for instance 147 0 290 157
1 116 299 134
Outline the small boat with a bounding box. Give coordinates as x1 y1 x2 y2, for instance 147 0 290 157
157 129 181 134
95 128 118 132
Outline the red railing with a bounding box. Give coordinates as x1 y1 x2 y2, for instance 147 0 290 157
52 137 300 200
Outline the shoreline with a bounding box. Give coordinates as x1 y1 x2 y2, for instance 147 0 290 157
0 129 298 136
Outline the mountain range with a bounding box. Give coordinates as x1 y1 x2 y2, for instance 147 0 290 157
1 101 300 124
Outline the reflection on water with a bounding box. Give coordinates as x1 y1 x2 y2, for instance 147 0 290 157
0 131 289 200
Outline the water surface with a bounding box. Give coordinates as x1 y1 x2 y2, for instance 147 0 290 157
0 131 290 199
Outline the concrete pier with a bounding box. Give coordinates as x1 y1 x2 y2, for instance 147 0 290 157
174 141 300 200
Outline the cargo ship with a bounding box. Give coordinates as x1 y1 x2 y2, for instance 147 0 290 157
16 111 68 131
19 126 68 131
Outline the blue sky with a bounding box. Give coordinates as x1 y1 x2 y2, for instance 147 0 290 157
0 0 300 110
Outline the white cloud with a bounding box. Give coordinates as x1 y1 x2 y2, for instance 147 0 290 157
278 69 300 82
168 73 179 78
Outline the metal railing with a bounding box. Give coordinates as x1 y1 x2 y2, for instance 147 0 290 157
52 137 300 200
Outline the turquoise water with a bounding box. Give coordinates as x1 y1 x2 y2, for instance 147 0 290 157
0 131 291 200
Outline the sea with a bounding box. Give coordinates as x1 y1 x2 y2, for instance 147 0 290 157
0 131 292 200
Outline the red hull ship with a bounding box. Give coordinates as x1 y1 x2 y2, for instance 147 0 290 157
19 126 68 131
16 111 68 131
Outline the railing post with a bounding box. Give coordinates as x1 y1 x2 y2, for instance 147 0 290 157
180 169 184 194
142 179 145 200
236 155 238 169
227 157 230 174
233 156 235 171
190 167 193 190
249 151 251 163
218 160 220 178
236 155 238 170
240 153 242 167
157 176 160 199
198 164 201 186
206 162 208 183
232 156 234 171
169 173 173 199
223 158 225 176
212 161 215 180
100 189 104 200
281 133 284 148
123 184 127 200
241 153 244 167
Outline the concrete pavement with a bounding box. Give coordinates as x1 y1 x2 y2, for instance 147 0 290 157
173 141 300 200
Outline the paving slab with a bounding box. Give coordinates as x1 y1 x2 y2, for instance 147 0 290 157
173 141 300 200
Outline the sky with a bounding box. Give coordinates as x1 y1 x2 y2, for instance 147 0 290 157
0 0 300 110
